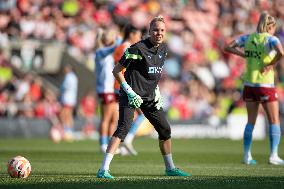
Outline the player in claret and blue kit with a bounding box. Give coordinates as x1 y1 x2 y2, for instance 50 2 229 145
225 12 284 165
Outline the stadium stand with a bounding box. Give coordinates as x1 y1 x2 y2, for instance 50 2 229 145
0 0 284 136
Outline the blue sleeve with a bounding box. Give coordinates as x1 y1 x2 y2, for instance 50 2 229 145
235 34 249 48
95 38 122 59
268 36 281 49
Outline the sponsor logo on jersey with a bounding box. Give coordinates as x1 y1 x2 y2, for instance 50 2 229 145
148 66 163 74
245 50 261 59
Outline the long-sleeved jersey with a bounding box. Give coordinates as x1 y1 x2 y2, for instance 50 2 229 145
119 38 167 101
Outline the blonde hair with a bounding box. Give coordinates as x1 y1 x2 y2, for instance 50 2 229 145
149 15 165 30
256 12 276 33
95 27 117 49
101 29 116 45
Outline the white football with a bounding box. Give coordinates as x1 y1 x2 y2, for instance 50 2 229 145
7 156 31 178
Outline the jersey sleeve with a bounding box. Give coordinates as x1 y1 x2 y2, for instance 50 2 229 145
118 46 142 68
235 34 250 48
267 36 281 49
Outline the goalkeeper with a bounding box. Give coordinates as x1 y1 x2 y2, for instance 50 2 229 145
97 16 190 178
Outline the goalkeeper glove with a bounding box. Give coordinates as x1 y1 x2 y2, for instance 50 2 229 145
154 86 163 110
121 82 143 108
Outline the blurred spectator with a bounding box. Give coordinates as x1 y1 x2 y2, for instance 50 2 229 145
79 89 96 122
18 93 34 118
34 88 60 120
79 89 96 136
15 73 31 101
0 0 17 11
0 90 9 116
29 77 42 102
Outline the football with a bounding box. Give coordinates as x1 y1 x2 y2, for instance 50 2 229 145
7 156 31 178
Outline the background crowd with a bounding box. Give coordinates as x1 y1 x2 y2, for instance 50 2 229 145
0 0 284 126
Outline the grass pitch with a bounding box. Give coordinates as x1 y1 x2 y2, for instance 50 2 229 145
0 138 283 189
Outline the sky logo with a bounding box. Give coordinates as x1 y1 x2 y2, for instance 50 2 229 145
148 66 163 74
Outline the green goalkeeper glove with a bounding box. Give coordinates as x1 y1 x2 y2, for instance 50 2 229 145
154 86 163 110
121 82 143 108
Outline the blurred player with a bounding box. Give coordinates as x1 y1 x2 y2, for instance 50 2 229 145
59 64 78 141
113 24 145 155
95 28 121 153
79 89 96 137
97 16 190 178
224 12 284 165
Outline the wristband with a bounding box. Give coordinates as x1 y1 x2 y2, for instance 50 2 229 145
121 82 132 93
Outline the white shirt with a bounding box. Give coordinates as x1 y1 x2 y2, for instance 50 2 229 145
60 72 78 106
94 39 122 94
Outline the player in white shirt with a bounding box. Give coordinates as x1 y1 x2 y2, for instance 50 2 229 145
59 64 78 141
95 28 121 153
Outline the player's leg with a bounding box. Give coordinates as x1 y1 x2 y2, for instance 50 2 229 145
141 106 190 176
99 102 113 153
108 102 119 140
60 106 74 141
97 100 135 178
244 101 259 165
97 136 121 179
67 106 75 140
126 109 145 144
122 108 145 155
262 100 284 165
108 102 121 154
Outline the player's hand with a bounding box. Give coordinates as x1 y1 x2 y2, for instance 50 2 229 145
261 65 273 74
127 91 143 108
121 81 143 108
154 86 163 110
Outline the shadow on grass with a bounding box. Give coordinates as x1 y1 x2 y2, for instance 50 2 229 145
1 176 284 189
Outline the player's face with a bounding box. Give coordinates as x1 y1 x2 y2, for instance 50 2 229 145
102 37 114 46
149 21 166 46
268 24 276 35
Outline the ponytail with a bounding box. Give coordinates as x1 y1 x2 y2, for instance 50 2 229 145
257 12 276 33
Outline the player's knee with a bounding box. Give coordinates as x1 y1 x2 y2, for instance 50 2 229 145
269 117 280 125
113 127 128 141
158 127 171 140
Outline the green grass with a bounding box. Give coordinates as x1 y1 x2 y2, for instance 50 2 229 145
0 138 284 189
